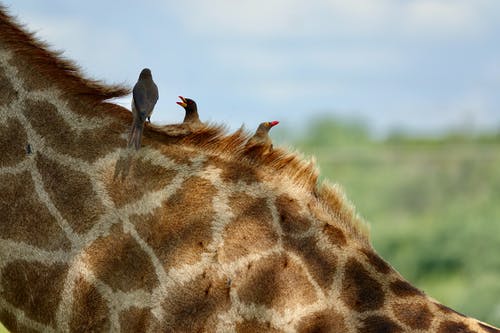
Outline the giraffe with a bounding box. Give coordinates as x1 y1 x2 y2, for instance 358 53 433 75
0 6 498 333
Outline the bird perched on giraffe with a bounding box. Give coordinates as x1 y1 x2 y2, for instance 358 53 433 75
246 121 279 153
176 96 202 127
128 68 159 150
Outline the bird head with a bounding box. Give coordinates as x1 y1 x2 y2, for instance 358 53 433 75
139 68 152 79
176 96 197 111
257 120 279 133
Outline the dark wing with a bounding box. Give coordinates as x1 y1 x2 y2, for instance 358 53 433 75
133 80 159 119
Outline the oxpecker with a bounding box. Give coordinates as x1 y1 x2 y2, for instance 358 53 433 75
176 96 202 126
128 68 159 150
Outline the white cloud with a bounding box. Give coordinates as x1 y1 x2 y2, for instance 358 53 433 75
403 1 481 37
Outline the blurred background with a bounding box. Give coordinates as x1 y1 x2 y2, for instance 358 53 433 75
1 0 499 330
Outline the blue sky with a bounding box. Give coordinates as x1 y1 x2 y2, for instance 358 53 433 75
4 1 500 136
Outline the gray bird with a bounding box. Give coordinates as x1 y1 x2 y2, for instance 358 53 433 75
246 121 279 152
128 68 159 150
176 96 202 126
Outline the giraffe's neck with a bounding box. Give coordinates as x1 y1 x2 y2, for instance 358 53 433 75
0 6 499 333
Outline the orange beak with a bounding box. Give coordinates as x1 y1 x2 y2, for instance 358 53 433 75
176 96 187 108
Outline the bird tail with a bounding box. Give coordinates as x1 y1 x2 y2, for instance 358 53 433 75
127 119 145 150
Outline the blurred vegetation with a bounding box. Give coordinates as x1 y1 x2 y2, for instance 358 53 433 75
276 115 500 327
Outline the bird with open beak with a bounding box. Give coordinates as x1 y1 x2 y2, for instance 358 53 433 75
246 121 279 152
176 96 202 126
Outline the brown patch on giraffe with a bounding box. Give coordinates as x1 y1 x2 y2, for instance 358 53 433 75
237 253 318 312
70 277 111 333
162 269 231 331
219 192 278 263
0 171 71 251
340 258 385 312
25 99 125 162
360 248 392 274
7 56 52 91
209 156 260 184
435 302 467 318
276 194 312 234
0 118 28 167
358 315 403 333
438 320 475 333
35 153 104 233
392 301 433 330
0 66 18 106
84 224 158 292
236 319 283 333
323 223 347 247
119 307 154 333
389 279 424 297
296 308 347 333
0 310 39 333
1 260 68 326
105 155 178 207
283 235 337 292
159 143 202 165
479 323 500 333
134 176 216 270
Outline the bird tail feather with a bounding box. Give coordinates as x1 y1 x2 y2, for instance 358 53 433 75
127 120 144 150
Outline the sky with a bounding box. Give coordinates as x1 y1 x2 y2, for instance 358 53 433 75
3 1 500 136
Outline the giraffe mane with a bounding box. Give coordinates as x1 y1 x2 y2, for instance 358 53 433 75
0 5 129 101
149 122 371 243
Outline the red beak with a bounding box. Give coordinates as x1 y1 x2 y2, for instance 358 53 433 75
176 96 187 107
269 120 279 128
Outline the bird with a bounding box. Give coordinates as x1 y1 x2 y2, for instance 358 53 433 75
246 121 279 152
128 68 159 150
176 96 202 126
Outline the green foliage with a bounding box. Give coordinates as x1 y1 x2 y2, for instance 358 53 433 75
287 116 500 327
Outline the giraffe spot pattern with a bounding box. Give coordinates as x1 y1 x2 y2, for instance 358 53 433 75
360 248 392 274
70 277 111 333
436 302 468 318
392 301 434 329
296 308 347 333
25 99 125 162
276 194 312 234
0 310 38 333
134 176 217 271
211 157 260 184
235 319 284 333
84 223 159 293
283 235 337 292
0 171 71 250
358 315 403 333
340 258 385 312
1 260 68 327
237 253 318 312
119 307 154 333
479 323 500 333
389 279 424 297
322 223 347 247
104 155 178 208
0 65 18 106
161 269 231 332
219 192 278 264
438 320 475 333
0 118 27 167
7 57 53 91
35 153 104 233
